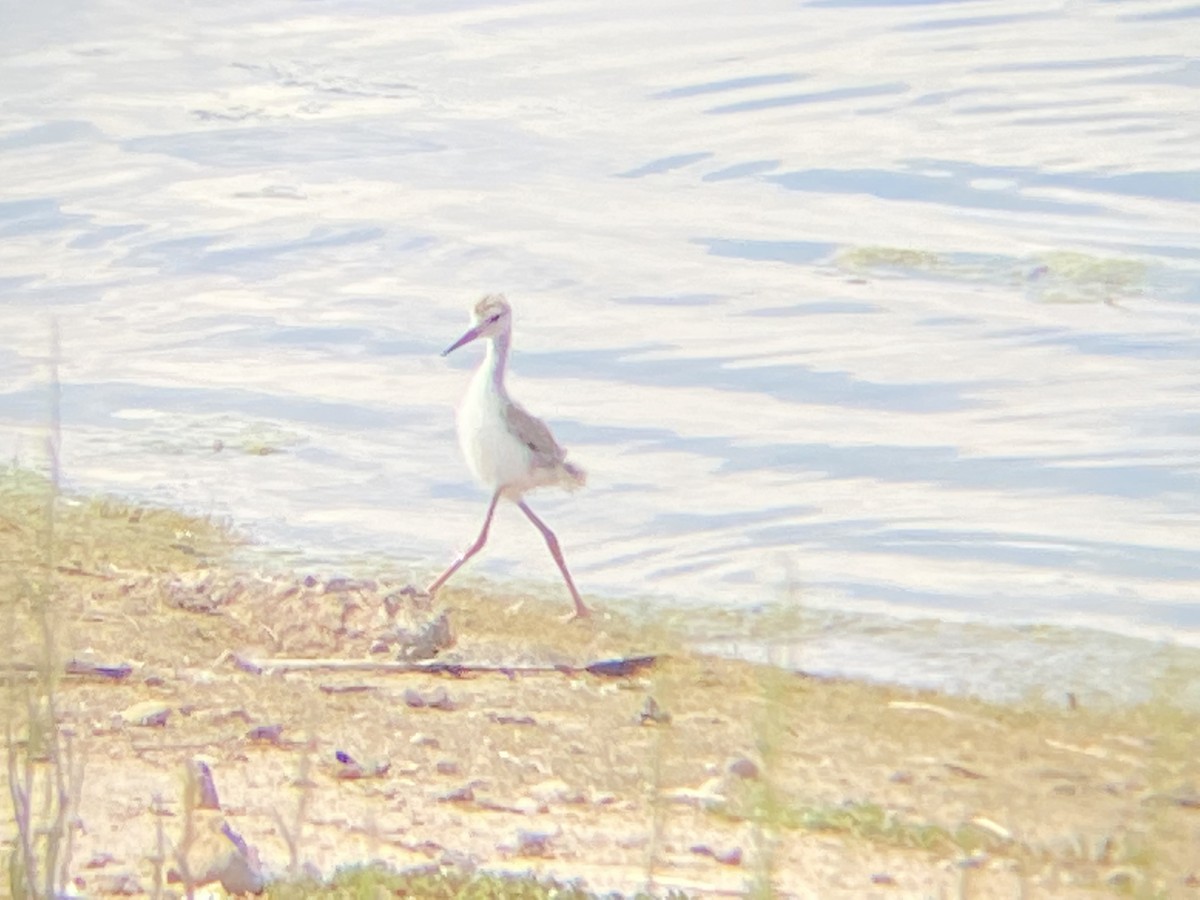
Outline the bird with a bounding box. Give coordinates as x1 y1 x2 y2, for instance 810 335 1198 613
427 294 591 619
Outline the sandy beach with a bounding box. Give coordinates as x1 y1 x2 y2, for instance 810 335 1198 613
2 471 1198 898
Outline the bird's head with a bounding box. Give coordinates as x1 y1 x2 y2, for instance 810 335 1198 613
442 293 513 356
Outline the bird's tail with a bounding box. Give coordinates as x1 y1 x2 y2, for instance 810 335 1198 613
561 460 587 491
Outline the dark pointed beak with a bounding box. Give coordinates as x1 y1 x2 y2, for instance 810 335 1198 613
442 323 485 356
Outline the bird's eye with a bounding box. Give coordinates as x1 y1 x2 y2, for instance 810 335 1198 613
488 314 501 323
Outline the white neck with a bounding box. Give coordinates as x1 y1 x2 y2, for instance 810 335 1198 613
483 330 511 394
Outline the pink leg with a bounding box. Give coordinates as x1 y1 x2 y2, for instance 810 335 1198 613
427 491 501 596
517 500 590 619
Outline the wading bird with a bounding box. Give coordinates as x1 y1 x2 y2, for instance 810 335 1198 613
427 294 590 619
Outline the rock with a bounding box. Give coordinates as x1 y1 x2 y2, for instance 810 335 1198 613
727 756 760 780
119 701 171 727
1105 866 1140 889
714 846 743 866
664 776 725 806
246 724 284 744
392 610 455 661
690 844 743 866
513 796 546 816
90 872 142 895
405 686 457 711
488 712 537 726
410 732 440 748
639 696 672 725
169 760 266 895
436 760 460 776
515 829 555 857
530 778 583 805
438 784 475 803
333 750 389 780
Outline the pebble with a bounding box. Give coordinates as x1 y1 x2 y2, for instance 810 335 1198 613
689 844 743 866
88 872 142 895
639 696 672 725
515 829 555 857
438 784 475 804
404 686 456 711
513 796 545 816
246 723 284 744
119 701 170 727
727 756 760 780
530 778 584 805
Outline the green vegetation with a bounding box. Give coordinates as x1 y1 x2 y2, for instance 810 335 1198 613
267 863 654 899
834 243 1149 305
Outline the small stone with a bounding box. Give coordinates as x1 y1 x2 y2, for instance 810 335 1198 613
639 696 671 725
714 847 743 866
1105 866 1139 889
515 829 554 857
246 724 284 743
689 844 742 866
871 873 896 885
438 784 475 803
664 776 725 806
513 796 545 816
410 732 440 748
120 702 171 727
436 760 460 776
405 686 457 711
91 872 142 895
530 778 582 805
488 712 538 726
890 770 914 784
727 756 759 780
393 610 455 662
333 750 390 780
231 654 263 674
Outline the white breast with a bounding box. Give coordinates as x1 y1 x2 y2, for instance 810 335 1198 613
456 368 533 490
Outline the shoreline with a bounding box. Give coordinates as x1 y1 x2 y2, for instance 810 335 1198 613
2 471 1199 897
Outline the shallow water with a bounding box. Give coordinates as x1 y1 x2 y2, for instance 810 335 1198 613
2 0 1198 697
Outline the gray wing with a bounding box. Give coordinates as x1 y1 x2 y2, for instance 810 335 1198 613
505 401 566 468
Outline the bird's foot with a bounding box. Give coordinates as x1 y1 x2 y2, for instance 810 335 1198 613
562 604 592 623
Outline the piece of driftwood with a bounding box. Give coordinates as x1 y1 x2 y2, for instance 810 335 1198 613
1 659 133 681
231 653 658 679
67 659 134 680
